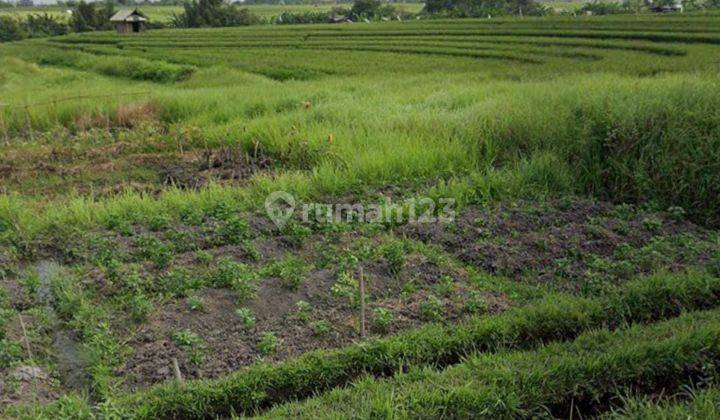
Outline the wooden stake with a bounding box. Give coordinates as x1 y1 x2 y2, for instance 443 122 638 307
0 107 8 145
359 267 366 339
172 357 184 384
18 313 33 360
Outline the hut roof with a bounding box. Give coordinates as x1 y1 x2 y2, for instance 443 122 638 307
110 9 148 23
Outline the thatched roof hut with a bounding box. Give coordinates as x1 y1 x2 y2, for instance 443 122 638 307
110 9 148 34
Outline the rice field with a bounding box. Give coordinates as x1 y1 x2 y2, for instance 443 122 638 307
0 3 425 22
1 11 720 418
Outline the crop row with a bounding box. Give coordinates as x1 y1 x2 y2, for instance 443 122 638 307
263 308 720 418
108 271 720 418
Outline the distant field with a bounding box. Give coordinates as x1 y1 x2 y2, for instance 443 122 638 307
1 10 720 419
0 3 425 22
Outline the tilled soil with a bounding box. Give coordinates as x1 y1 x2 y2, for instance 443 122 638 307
119 253 507 390
401 199 716 291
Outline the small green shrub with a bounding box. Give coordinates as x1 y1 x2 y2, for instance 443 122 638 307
435 275 456 296
161 267 202 298
420 294 444 322
382 241 406 277
135 235 173 269
209 259 257 302
188 295 204 312
264 256 309 291
295 301 312 322
372 307 394 333
128 293 153 323
311 320 331 337
258 331 279 355
172 330 206 365
235 308 256 328
642 216 663 233
215 216 250 245
465 291 489 315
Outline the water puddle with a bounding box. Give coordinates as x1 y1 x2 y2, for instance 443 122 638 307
36 260 90 392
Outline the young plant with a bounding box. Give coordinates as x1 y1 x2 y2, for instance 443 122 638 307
264 256 309 291
372 307 394 333
128 292 154 323
331 271 359 305
465 291 489 315
216 216 250 245
311 320 331 337
258 331 279 355
188 295 205 312
282 221 312 247
420 294 444 322
135 235 173 269
195 250 214 266
382 241 406 277
295 300 312 322
209 259 257 303
172 329 206 365
161 267 202 298
435 275 456 296
235 308 256 328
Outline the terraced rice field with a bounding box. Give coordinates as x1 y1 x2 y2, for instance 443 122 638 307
1 12 720 418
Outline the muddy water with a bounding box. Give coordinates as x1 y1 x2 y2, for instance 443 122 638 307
36 260 90 391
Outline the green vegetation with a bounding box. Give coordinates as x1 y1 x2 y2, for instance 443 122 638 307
110 271 720 418
1 10 720 419
264 309 720 417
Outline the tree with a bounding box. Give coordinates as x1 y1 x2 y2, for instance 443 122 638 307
70 1 115 32
172 0 261 28
0 16 26 42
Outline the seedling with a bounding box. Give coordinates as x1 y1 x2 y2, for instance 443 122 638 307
128 293 153 322
264 256 309 291
216 216 250 245
465 291 489 315
295 300 312 322
188 295 205 312
258 331 279 355
667 206 686 220
135 235 173 269
282 221 312 247
435 275 456 296
209 259 257 303
172 330 206 365
382 241 406 277
372 307 394 333
162 267 202 298
195 250 214 266
167 230 199 253
236 308 256 328
420 294 444 322
331 271 358 305
641 216 663 233
147 214 170 232
311 320 331 337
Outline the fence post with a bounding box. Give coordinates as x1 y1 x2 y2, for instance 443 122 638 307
0 106 8 144
359 266 366 339
24 105 35 142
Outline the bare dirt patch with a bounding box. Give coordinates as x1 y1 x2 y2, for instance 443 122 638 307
119 251 507 390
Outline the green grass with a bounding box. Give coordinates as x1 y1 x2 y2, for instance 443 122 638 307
262 308 720 418
2 12 720 418
110 270 720 418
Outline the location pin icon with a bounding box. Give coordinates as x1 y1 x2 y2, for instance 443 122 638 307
265 191 296 229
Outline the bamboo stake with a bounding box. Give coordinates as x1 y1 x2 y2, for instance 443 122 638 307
0 105 8 144
359 267 366 339
18 313 33 360
172 357 184 385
